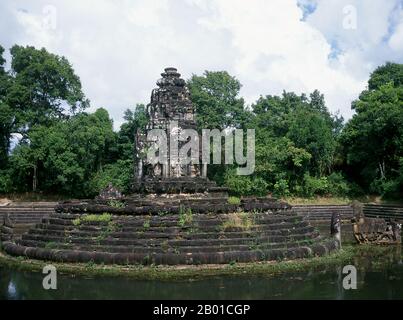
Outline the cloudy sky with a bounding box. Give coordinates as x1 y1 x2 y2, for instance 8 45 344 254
0 0 402 129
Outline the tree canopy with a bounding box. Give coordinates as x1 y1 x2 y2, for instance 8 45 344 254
0 45 89 169
341 62 403 199
188 71 249 130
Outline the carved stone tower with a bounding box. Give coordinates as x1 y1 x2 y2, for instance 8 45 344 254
134 67 214 194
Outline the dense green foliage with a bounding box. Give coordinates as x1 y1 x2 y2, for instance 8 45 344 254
0 44 401 200
117 104 148 161
341 63 403 199
188 71 249 130
220 90 345 198
3 108 116 197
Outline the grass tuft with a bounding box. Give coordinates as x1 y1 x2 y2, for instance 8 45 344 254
227 196 241 205
221 212 254 231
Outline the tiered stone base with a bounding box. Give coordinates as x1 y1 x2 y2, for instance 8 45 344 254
2 208 339 265
136 177 228 194
55 196 291 215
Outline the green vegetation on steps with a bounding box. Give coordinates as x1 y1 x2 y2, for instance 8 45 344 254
227 196 241 205
221 212 255 231
178 208 193 228
72 213 113 226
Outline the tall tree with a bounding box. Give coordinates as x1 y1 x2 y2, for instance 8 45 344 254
251 91 337 176
286 107 336 176
117 104 148 161
368 62 403 91
9 108 116 196
341 62 403 198
187 71 248 130
6 45 89 140
0 45 90 188
0 45 13 167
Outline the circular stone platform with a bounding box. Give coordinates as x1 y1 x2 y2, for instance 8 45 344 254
1 197 339 266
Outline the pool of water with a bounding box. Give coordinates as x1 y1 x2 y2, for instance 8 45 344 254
1 247 403 300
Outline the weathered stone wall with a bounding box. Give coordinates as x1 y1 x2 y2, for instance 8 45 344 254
293 205 353 223
363 204 403 222
0 203 55 240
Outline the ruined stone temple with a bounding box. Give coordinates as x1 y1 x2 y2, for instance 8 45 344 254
133 67 220 194
0 67 341 267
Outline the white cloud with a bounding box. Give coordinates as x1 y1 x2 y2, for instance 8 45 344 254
125 0 169 27
191 0 368 117
0 0 402 129
389 22 403 51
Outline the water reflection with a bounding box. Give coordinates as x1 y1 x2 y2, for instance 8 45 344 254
1 247 403 300
7 281 17 299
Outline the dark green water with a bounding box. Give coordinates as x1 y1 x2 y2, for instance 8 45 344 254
1 247 403 299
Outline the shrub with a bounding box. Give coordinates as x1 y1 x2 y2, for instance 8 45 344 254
143 217 151 231
228 196 241 205
348 182 366 197
74 213 113 226
327 172 350 196
273 179 290 197
301 174 329 197
225 170 268 196
84 213 112 223
89 159 133 195
108 199 125 208
381 179 402 199
372 159 403 199
0 170 12 193
178 207 193 228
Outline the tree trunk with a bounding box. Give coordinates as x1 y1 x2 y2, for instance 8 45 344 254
379 161 386 180
33 164 37 192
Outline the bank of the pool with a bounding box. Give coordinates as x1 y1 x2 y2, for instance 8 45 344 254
0 245 394 281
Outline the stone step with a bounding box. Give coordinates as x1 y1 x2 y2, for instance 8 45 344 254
56 201 291 215
18 239 318 254
2 202 340 266
364 204 403 208
49 211 299 219
3 240 338 265
34 220 309 233
1 219 50 225
295 212 353 216
28 225 315 240
21 231 319 247
0 210 54 214
364 207 403 213
295 211 353 215
0 207 55 210
0 214 52 219
41 214 303 228
293 206 352 209
300 215 353 219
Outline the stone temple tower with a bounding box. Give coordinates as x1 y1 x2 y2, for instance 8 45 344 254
134 67 217 194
